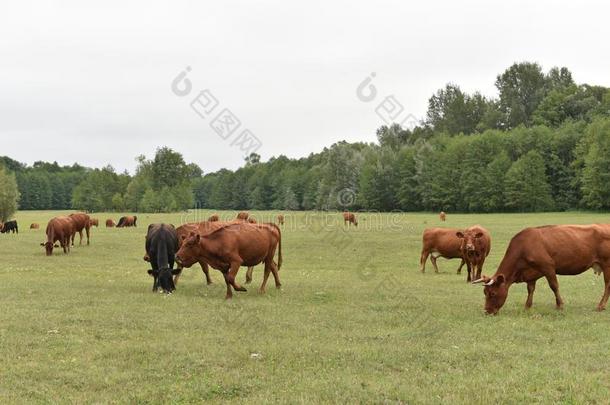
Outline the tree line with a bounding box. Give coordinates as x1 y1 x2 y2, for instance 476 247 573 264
1 62 609 217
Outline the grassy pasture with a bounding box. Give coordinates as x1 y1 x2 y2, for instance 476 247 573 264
2 210 610 403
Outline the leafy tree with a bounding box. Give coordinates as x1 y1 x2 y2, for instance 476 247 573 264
0 167 20 222
427 84 489 135
496 62 548 128
504 151 554 211
580 118 610 209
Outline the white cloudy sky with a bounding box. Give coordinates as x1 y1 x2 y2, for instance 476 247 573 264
1 0 609 174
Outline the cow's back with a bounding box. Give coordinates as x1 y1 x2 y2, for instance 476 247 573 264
502 225 610 276
422 228 462 257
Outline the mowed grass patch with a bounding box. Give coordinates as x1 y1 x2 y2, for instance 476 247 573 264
1 211 610 403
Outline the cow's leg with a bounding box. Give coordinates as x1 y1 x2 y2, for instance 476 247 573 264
456 258 465 274
525 280 536 308
270 260 281 289
419 249 430 273
245 266 254 284
430 254 438 272
475 258 484 279
200 261 213 285
259 263 272 294
173 268 183 286
545 273 564 309
596 268 610 311
226 261 247 295
221 270 233 299
464 261 473 282
85 226 90 245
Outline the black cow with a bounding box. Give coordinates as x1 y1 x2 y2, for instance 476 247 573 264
1 220 18 234
144 224 180 294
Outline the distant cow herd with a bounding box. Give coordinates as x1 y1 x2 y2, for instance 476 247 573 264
4 210 610 314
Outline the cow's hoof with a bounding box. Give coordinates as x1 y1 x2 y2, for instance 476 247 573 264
597 306 605 312
235 286 247 292
206 281 213 285
258 288 266 294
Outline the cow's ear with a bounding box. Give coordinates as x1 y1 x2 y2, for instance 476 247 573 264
147 269 157 276
171 268 182 275
456 231 464 238
194 234 201 243
495 274 505 285
475 232 484 238
40 242 45 246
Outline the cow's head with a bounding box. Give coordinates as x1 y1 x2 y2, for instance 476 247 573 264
42 241 54 256
175 233 201 268
148 267 180 294
457 230 484 257
473 275 508 315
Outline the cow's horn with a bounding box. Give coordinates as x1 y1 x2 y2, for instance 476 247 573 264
471 278 486 284
484 279 495 286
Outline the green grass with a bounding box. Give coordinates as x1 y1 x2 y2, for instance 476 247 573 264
2 210 610 403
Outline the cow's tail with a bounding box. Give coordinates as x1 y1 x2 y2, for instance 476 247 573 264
273 223 282 271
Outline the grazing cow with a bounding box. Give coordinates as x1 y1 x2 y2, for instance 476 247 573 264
30 223 40 230
145 224 180 293
343 212 358 227
0 220 18 234
90 218 99 227
277 214 285 226
176 222 282 299
68 213 91 246
420 228 466 274
117 216 137 227
208 214 220 222
440 211 446 222
236 211 249 221
473 224 610 315
41 217 74 255
106 219 116 228
456 225 491 282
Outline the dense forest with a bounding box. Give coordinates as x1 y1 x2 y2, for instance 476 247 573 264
2 62 610 214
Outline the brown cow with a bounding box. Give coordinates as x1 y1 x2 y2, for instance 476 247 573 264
106 219 116 228
474 224 610 315
176 222 282 299
440 211 446 222
41 216 74 255
90 218 99 227
236 212 249 221
420 228 466 274
174 220 258 286
456 225 491 282
343 212 358 227
69 213 91 246
30 223 40 229
277 214 285 226
208 214 220 222
117 216 137 227
175 221 227 285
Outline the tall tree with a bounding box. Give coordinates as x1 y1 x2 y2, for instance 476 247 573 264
0 167 20 222
504 150 554 211
496 62 547 128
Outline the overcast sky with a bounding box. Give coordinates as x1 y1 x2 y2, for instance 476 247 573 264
1 0 609 174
